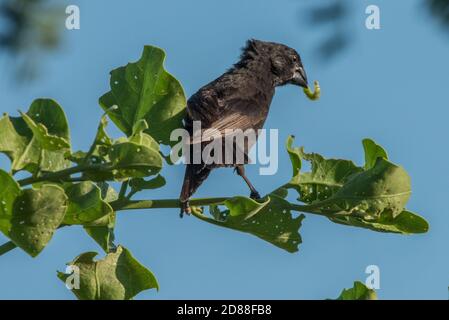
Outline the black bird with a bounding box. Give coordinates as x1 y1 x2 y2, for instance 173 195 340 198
179 39 308 216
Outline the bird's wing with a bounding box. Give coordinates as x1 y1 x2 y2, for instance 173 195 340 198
186 72 259 124
190 98 263 145
186 87 224 127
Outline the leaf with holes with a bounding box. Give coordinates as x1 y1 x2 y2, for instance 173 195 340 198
57 245 159 300
286 136 363 205
99 45 186 146
328 158 411 219
2 185 67 257
0 170 21 235
198 195 304 253
0 99 71 174
108 141 163 180
286 136 427 234
20 112 70 151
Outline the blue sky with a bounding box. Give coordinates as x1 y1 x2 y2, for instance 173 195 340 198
0 0 448 299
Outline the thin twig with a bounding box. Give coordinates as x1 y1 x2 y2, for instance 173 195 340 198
0 241 16 256
118 181 129 199
17 163 113 186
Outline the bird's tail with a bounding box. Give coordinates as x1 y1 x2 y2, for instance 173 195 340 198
179 164 211 216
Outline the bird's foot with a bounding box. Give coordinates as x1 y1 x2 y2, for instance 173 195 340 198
180 200 191 218
250 191 261 200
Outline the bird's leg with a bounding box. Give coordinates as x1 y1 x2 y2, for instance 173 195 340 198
235 165 261 199
180 200 191 218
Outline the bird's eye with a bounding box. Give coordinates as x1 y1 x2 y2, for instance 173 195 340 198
292 56 298 62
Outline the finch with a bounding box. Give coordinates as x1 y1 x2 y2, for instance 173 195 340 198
180 39 308 216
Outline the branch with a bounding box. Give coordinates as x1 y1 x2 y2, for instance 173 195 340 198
1 195 333 257
111 197 333 218
17 163 113 186
111 197 230 211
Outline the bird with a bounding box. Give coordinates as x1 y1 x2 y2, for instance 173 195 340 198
179 39 308 217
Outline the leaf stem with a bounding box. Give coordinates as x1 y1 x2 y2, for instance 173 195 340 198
118 181 129 199
0 241 16 256
17 163 113 186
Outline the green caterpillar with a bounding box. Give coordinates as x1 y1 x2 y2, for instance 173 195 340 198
303 80 321 101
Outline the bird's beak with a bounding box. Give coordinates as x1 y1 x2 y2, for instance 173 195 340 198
291 67 308 88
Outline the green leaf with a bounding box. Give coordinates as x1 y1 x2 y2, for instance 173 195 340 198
129 175 166 194
69 118 163 182
329 158 411 219
2 184 67 257
19 111 70 151
57 245 159 300
63 182 113 225
83 212 116 253
109 141 163 180
128 120 160 151
0 115 31 171
286 136 427 234
0 170 22 235
224 196 270 218
99 45 186 146
329 210 429 234
287 136 363 205
83 182 117 252
286 135 302 177
0 99 71 174
363 138 388 169
335 281 377 300
199 195 304 253
69 115 114 166
93 115 114 148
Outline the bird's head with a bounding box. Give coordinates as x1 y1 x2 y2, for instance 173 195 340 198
239 39 308 88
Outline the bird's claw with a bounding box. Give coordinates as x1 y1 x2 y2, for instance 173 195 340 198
250 191 261 200
180 201 191 218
